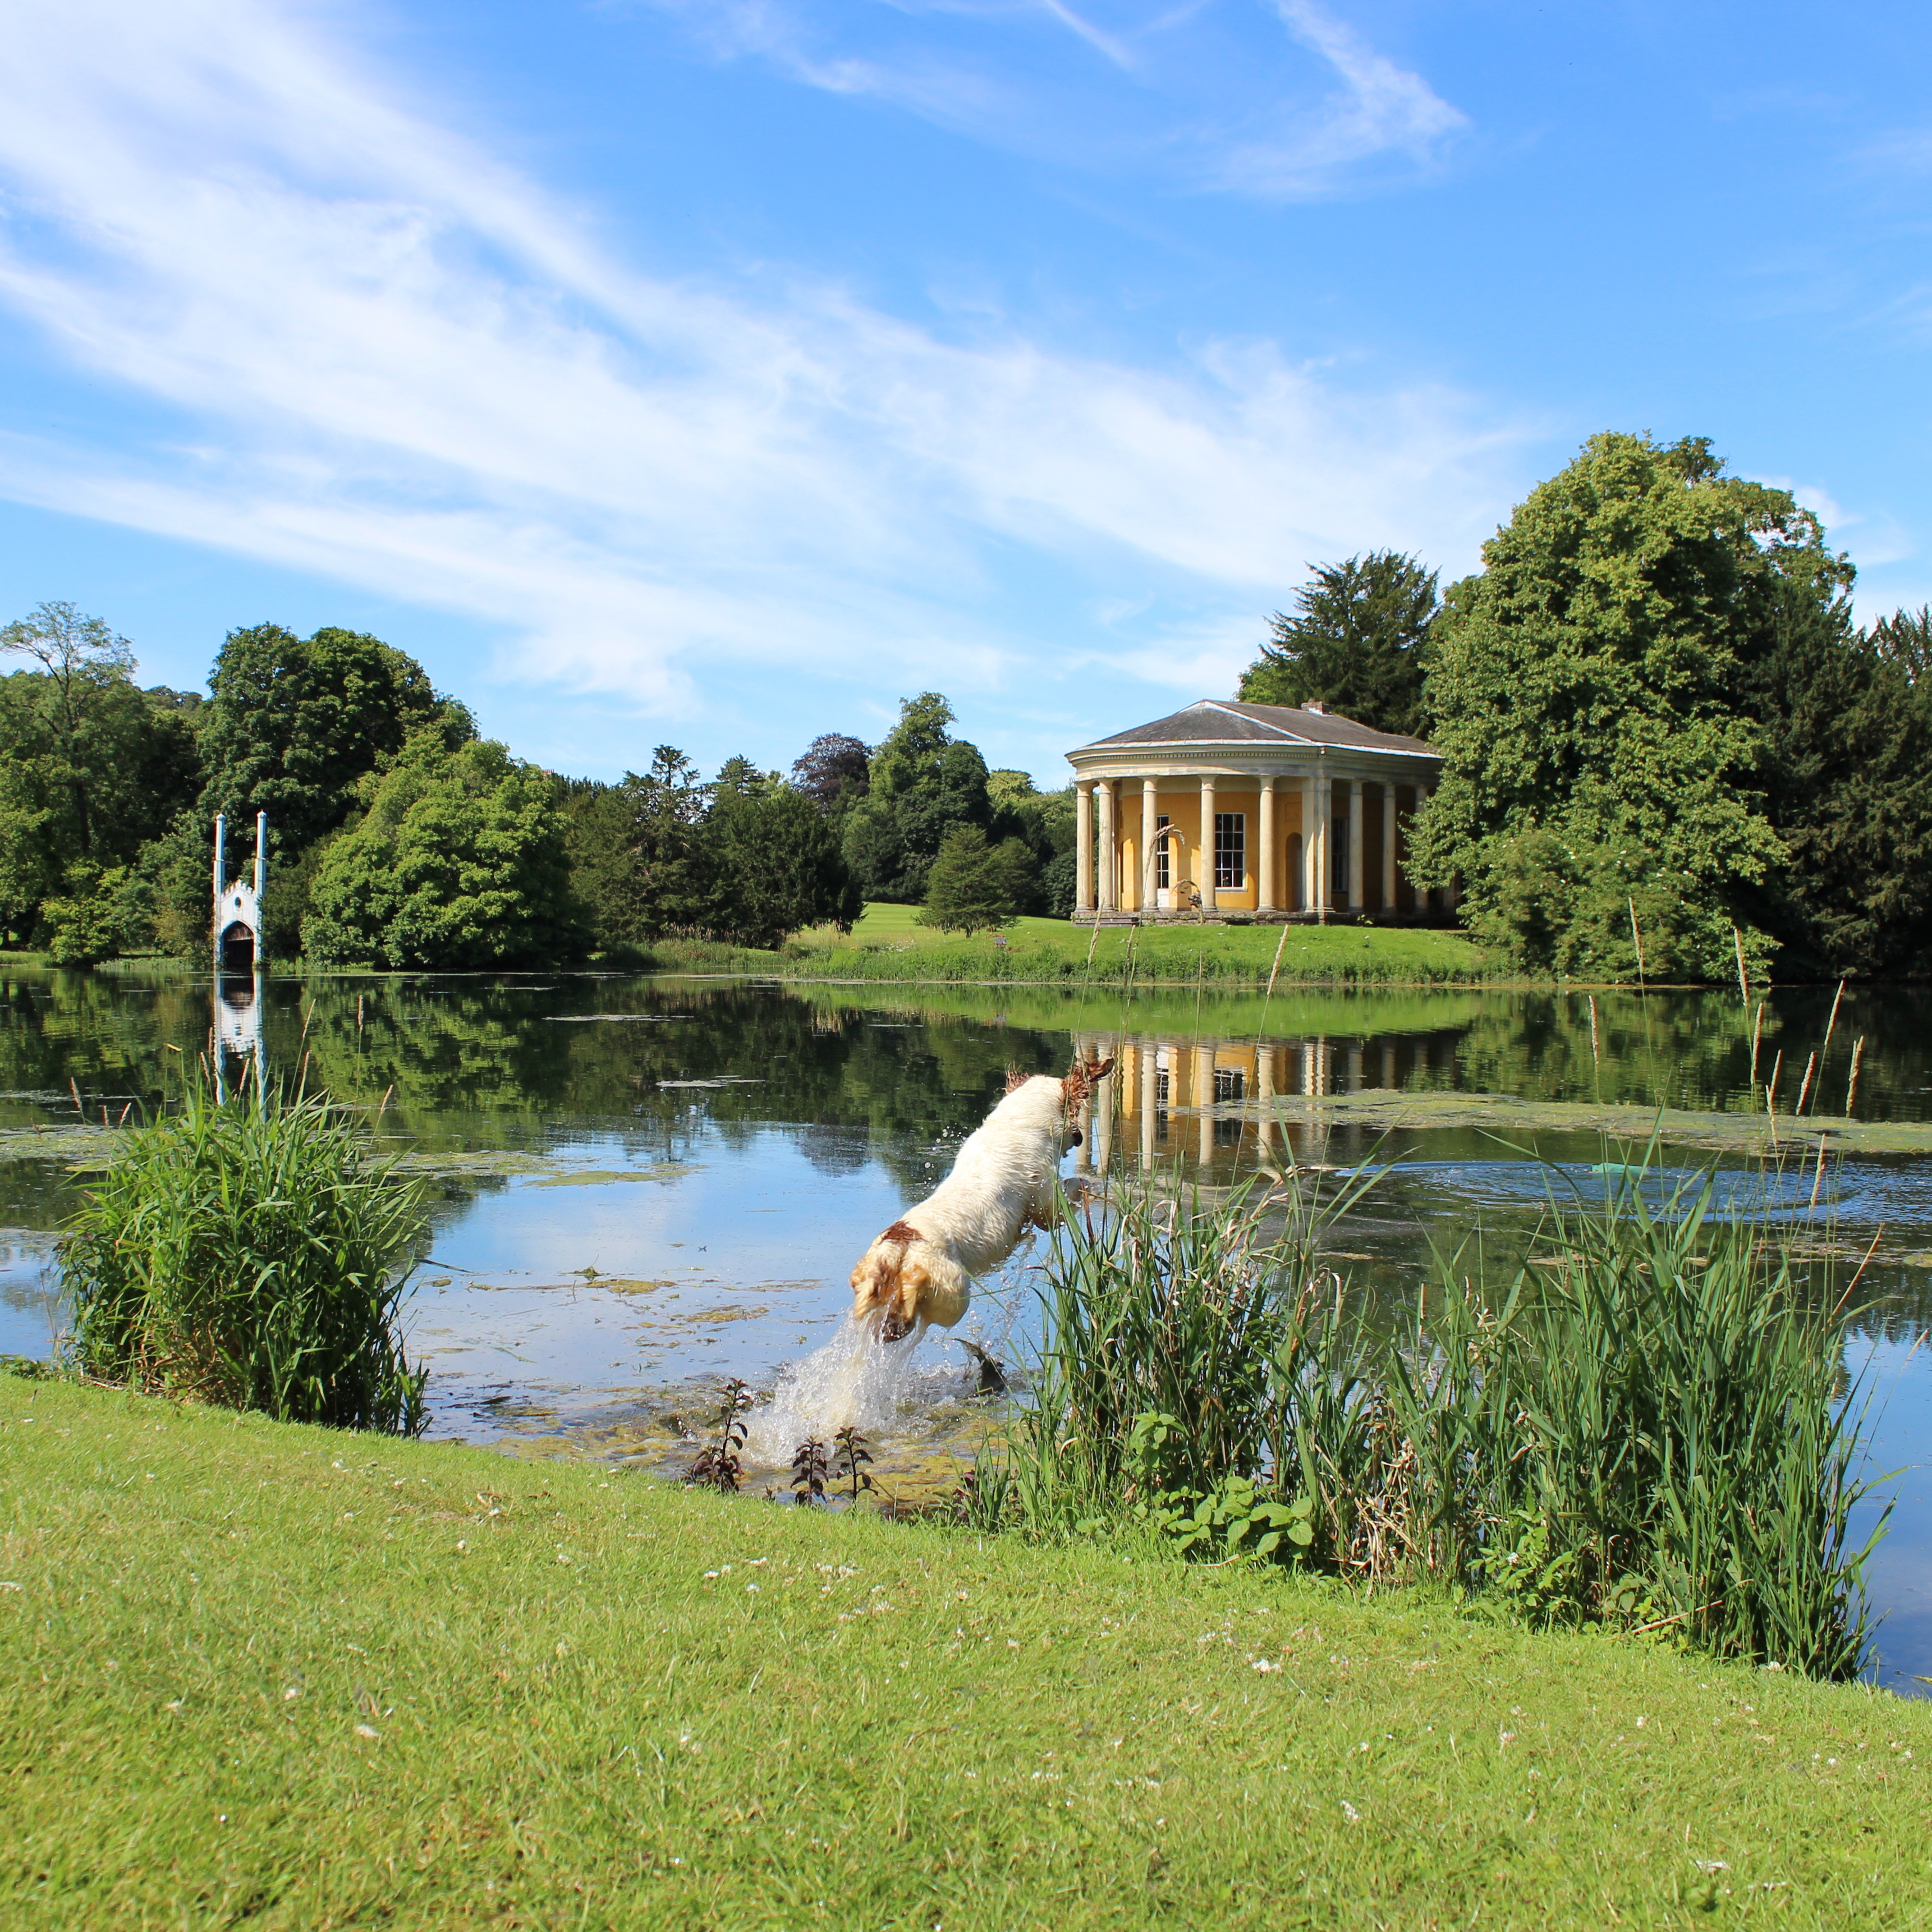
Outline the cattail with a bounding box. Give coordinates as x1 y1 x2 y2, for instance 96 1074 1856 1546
1846 1036 1867 1118
1795 1052 1818 1117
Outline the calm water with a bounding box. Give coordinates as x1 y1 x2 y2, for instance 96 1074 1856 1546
5 964 1932 1690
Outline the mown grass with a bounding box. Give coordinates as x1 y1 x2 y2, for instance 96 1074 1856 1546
8 1375 1932 1929
645 902 1495 988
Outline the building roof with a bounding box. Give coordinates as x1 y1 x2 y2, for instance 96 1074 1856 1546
1072 699 1437 759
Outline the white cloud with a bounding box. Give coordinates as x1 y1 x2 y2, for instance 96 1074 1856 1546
0 0 1521 717
1218 0 1468 196
650 0 1468 200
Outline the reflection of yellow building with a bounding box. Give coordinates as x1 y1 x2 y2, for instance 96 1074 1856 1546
1064 1027 1454 1173
1065 699 1448 923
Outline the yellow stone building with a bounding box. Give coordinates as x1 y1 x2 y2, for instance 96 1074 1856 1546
1064 697 1448 923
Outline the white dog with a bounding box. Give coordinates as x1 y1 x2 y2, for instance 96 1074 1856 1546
849 1056 1113 1342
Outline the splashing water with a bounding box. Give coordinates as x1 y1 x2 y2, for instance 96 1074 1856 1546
742 1320 970 1467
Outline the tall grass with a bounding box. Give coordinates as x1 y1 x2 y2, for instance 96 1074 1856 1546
61 1080 428 1433
1011 1163 1887 1678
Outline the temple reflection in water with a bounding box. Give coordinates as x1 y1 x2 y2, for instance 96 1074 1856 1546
1064 1026 1458 1176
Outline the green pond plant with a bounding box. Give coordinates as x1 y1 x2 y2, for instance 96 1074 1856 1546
1004 1159 1888 1679
59 1071 428 1433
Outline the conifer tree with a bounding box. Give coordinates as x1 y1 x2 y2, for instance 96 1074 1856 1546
917 825 1017 935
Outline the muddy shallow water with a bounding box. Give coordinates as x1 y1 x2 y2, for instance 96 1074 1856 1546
6 964 1932 1689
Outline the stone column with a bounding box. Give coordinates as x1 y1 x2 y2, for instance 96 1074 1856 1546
1096 781 1117 913
1382 782 1399 915
1302 777 1322 918
1347 779 1365 914
1258 778 1277 912
1075 783 1094 915
1141 778 1158 914
1256 1043 1275 1161
1140 1044 1158 1165
1094 1061 1113 1174
1199 775 1217 914
1196 1045 1215 1167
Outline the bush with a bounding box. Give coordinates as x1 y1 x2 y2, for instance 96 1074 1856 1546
61 1081 428 1433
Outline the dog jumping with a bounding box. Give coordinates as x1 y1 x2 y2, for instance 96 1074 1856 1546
848 1054 1114 1343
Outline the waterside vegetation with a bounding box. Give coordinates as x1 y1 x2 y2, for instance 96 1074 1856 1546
996 1168 1883 1680
7 1373 1932 1929
59 1080 428 1433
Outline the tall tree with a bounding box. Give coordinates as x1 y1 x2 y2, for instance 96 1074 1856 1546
790 734 871 813
705 784 862 947
565 748 715 948
197 623 447 855
1735 592 1932 976
1410 434 1819 980
839 694 996 902
1236 553 1437 737
0 604 202 949
303 731 586 969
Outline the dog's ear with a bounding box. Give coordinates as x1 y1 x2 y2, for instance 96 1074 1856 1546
1003 1064 1030 1095
1061 1054 1116 1106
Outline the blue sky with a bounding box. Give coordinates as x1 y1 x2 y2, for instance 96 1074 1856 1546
1 1 1928 786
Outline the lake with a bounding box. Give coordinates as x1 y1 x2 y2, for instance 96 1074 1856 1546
6 963 1932 1691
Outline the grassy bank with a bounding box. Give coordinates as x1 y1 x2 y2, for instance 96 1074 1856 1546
7 1376 1931 1929
648 902 1496 988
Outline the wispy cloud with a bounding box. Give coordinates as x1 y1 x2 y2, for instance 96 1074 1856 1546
650 0 1468 200
0 0 1521 720
1217 0 1468 196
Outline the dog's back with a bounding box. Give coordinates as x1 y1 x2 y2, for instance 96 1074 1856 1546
848 1057 1112 1341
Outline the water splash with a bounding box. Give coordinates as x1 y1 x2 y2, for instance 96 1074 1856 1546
742 1320 986 1467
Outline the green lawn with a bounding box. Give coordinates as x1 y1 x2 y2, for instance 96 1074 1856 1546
7 1375 1930 1929
653 903 1496 988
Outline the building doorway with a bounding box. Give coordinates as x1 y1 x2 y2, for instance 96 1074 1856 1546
219 921 256 974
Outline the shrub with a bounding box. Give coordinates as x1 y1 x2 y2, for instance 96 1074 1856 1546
61 1081 428 1433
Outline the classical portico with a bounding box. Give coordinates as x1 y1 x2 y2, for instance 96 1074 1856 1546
1066 698 1448 924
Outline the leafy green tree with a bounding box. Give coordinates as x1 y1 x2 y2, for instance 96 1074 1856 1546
841 694 997 902
148 622 456 958
1410 434 1819 980
705 783 862 947
197 623 448 853
1236 553 1437 736
303 731 588 969
917 825 1020 934
0 604 203 951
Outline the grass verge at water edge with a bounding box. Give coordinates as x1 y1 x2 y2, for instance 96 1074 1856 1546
642 904 1497 987
7 1376 1932 1929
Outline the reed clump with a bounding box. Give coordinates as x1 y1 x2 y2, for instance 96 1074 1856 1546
1009 1165 1885 1679
61 1081 428 1433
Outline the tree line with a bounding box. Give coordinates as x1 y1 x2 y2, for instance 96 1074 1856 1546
0 606 1075 969
1238 432 1932 982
